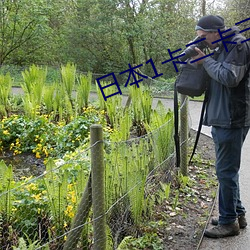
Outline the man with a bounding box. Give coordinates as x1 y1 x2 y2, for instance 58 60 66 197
192 15 250 238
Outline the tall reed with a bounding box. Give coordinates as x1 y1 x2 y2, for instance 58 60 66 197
52 82 73 122
43 159 68 233
144 100 174 164
129 85 153 129
105 137 153 226
21 65 47 118
0 161 14 222
60 63 76 103
96 81 123 128
43 84 56 114
76 72 92 112
0 73 12 117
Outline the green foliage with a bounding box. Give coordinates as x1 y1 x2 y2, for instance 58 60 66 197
77 71 92 110
0 66 179 248
13 235 47 250
144 100 175 163
61 63 76 101
105 136 153 228
0 65 25 85
0 73 12 117
12 176 48 240
0 0 52 65
0 0 224 72
149 77 176 97
117 233 163 250
157 182 171 203
43 159 68 230
43 85 56 113
0 161 14 222
96 80 123 127
178 172 192 189
0 144 91 248
129 85 153 125
109 108 132 141
0 109 101 157
21 65 47 118
172 190 180 210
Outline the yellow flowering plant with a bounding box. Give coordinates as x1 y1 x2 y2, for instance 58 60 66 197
0 106 104 158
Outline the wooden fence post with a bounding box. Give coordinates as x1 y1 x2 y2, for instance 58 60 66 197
91 124 106 250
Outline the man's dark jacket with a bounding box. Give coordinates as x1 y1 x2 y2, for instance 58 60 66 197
203 26 250 128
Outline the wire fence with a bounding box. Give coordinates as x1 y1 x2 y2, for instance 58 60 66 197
0 64 193 249
0 95 192 249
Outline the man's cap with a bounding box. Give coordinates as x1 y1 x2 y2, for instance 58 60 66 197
195 15 225 32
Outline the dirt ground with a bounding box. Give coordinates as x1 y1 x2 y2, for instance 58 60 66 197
159 130 217 250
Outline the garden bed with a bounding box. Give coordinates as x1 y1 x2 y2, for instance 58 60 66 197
0 130 217 250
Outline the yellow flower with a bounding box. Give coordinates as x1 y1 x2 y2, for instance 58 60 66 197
43 147 49 157
26 183 37 191
12 207 17 212
3 130 9 135
65 205 74 218
36 152 41 159
71 195 76 204
14 149 22 155
32 193 42 201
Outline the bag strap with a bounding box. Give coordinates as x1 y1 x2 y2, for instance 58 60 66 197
174 81 181 168
189 91 208 164
174 82 208 168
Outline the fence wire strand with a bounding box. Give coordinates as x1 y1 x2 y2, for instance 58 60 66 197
0 77 196 249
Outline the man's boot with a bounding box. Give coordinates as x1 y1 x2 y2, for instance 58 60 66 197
211 214 247 229
204 222 240 238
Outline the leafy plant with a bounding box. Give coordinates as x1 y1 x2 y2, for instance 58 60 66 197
96 80 123 128
144 100 174 164
21 65 47 118
60 62 76 103
172 190 180 210
43 84 56 114
76 71 92 110
0 73 12 117
129 85 153 126
105 135 154 248
0 107 103 158
0 161 15 222
43 159 68 223
109 108 132 141
12 176 49 241
117 233 163 250
178 173 192 189
13 237 40 250
158 182 171 203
